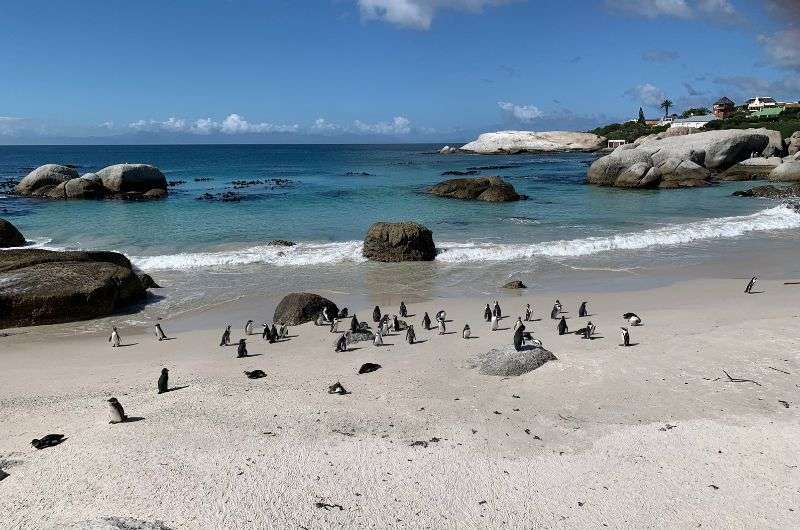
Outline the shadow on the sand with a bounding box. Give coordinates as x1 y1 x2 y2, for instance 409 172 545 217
238 353 263 358
620 343 640 347
411 339 428 344
438 332 457 335
118 343 139 347
158 337 177 341
163 385 190 393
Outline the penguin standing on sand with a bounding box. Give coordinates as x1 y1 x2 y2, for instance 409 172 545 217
373 329 384 346
335 334 348 352
237 339 248 358
109 327 121 347
513 316 523 332
582 321 595 339
322 306 331 324
620 327 631 347
399 301 408 318
524 304 532 322
490 314 499 331
245 320 254 335
220 325 231 346
405 325 416 344
493 301 502 319
158 368 169 394
393 315 401 332
745 276 757 294
422 312 431 330
262 323 271 341
270 324 278 342
484 304 492 322
555 300 562 313
380 318 390 336
513 324 525 352
462 324 471 339
557 316 568 336
350 315 359 333
154 323 167 341
578 302 588 318
330 318 340 334
436 310 446 322
550 304 560 320
279 324 289 339
438 316 446 335
373 306 382 323
107 398 127 424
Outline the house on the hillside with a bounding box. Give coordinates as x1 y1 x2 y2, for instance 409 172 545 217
713 97 735 119
746 96 778 111
669 114 716 129
658 114 679 126
750 107 783 119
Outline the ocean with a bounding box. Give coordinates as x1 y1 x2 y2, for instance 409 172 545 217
2 144 799 326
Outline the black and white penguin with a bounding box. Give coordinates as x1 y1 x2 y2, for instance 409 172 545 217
107 397 127 424
578 302 588 318
271 324 279 342
157 368 169 394
219 325 231 347
373 306 382 323
435 310 446 322
524 304 532 322
350 315 359 333
513 324 525 351
328 381 349 395
338 307 349 319
31 434 66 450
373 329 384 346
490 314 499 331
513 316 523 332
493 301 502 319
623 312 642 326
582 321 595 339
555 299 562 312
399 301 408 318
438 317 446 335
462 324 471 339
322 306 331 323
262 323 271 340
620 327 630 347
237 339 248 358
109 327 121 347
244 320 254 335
244 370 267 379
330 318 340 333
393 315 401 332
154 323 167 341
422 312 431 330
557 316 568 335
335 334 348 352
744 276 757 294
405 325 416 344
484 304 492 322
550 304 559 320
279 324 289 339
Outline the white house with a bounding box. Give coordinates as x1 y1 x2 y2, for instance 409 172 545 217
746 96 778 111
669 114 716 129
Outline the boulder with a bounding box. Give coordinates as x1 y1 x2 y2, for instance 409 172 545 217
732 185 800 199
439 145 458 154
460 131 606 154
720 157 783 181
467 344 557 376
362 222 436 262
769 161 800 182
428 176 522 202
787 131 800 156
65 173 105 199
138 273 161 289
142 188 168 200
267 239 296 247
15 164 79 195
0 249 150 328
273 292 339 326
503 280 527 289
0 218 25 248
96 164 168 194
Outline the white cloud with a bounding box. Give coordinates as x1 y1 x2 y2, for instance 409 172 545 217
357 0 513 30
606 0 739 21
625 83 668 107
128 114 299 135
311 117 341 132
353 116 412 134
497 101 543 122
98 121 115 129
758 28 800 71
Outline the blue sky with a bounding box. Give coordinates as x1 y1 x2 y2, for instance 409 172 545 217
1 0 798 143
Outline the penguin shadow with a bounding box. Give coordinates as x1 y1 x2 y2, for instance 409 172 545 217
583 336 605 340
526 318 543 323
405 313 416 318
496 327 511 331
157 337 177 341
344 347 362 352
464 335 480 339
439 332 457 336
377 342 395 347
411 339 429 344
117 343 139 347
118 417 146 423
238 353 263 357
161 385 190 393
516 344 540 351
619 343 640 347
747 291 765 295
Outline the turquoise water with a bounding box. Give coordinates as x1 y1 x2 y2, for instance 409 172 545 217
2 144 799 322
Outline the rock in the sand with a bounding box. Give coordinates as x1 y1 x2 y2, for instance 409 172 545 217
468 344 557 376
267 239 296 247
15 164 79 196
732 185 800 199
588 128 777 189
347 328 376 343
769 160 800 182
138 273 162 289
787 131 800 156
97 164 168 194
428 176 523 202
362 221 436 262
0 249 151 328
721 157 783 181
0 218 26 248
273 292 339 326
75 516 173 530
460 131 606 154
503 280 527 289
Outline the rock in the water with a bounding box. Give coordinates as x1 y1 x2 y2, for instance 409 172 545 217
65 173 105 199
0 218 26 248
273 292 338 326
460 131 605 154
0 249 150 328
503 280 527 289
96 164 168 194
721 157 783 181
769 160 800 182
732 185 800 199
138 273 161 289
15 164 79 195
439 145 458 154
428 176 522 202
362 222 436 262
468 344 557 376
267 239 296 247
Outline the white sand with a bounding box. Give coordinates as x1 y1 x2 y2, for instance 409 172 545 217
1 278 799 528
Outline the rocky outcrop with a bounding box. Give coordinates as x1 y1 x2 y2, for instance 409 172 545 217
503 280 527 289
439 146 458 154
720 157 783 181
588 129 776 188
273 292 338 326
732 185 800 199
460 131 605 154
787 131 800 156
769 160 800 182
15 164 168 201
468 344 557 376
0 218 25 248
0 249 151 328
267 240 296 247
362 222 436 262
428 176 523 202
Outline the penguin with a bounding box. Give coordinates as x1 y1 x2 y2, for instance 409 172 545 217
513 324 525 352
330 318 340 333
550 305 559 320
438 317 446 335
578 302 588 318
557 316 568 335
262 323 271 340
107 397 127 424
620 327 630 347
462 324 471 339
245 320 254 335
322 306 331 323
399 301 408 318
380 319 390 336
350 315 359 333
524 304 532 322
490 314 499 331
279 324 289 339
328 381 349 395
315 314 325 326
493 301 501 319
393 315 401 332
744 276 757 294
358 362 382 375
219 325 231 346
555 299 562 312
31 434 65 450
484 304 492 322
335 334 348 352
373 306 382 323
237 339 248 358
513 317 523 332
405 325 416 344
582 321 595 339
154 323 167 341
244 370 267 379
157 368 169 394
270 324 279 342
623 312 642 326
338 307 349 319
109 327 121 347
435 310 446 322
373 330 384 346
422 312 431 330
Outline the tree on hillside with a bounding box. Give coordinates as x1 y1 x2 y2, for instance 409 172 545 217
638 107 646 124
681 107 711 118
660 99 674 118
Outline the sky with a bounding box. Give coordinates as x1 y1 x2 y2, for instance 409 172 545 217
0 0 798 144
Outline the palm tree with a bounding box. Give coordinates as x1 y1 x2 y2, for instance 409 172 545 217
660 99 674 118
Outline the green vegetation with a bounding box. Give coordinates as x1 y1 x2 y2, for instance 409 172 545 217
638 107 646 125
659 99 674 118
703 108 800 139
681 107 710 118
590 122 669 143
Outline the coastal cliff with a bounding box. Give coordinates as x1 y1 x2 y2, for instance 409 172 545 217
458 130 606 154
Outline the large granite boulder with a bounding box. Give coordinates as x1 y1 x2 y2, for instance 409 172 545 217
273 292 338 326
0 218 25 248
769 161 800 182
362 222 436 262
428 176 522 202
787 131 800 156
732 184 800 199
15 164 79 195
0 249 150 328
720 157 783 181
588 128 775 188
460 131 605 154
65 173 105 199
96 164 168 194
468 344 557 376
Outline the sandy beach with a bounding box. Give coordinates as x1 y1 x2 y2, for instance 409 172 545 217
1 277 798 528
